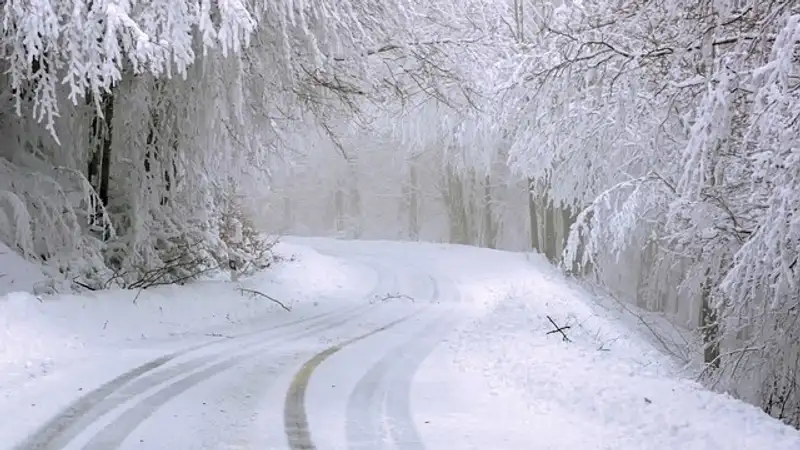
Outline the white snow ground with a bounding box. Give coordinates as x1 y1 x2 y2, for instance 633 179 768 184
0 241 48 297
1 237 798 450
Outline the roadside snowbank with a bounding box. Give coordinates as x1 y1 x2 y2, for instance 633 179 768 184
413 246 800 449
0 241 47 297
287 237 546 315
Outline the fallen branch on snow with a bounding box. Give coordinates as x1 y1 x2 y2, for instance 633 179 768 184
546 315 572 342
72 278 97 291
238 287 291 312
205 332 234 338
372 292 415 304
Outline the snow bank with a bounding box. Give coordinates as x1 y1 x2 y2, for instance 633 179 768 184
287 237 542 314
0 243 59 385
0 292 78 386
267 242 378 300
0 241 47 296
431 248 800 449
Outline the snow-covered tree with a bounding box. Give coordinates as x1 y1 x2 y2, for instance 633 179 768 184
0 0 500 287
485 0 800 425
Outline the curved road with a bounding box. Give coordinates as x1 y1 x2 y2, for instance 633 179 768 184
12 251 463 450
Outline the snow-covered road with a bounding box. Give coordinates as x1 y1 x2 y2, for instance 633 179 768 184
5 243 470 450
3 238 800 449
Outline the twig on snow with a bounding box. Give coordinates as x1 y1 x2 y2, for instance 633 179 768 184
72 278 97 291
372 292 415 304
132 287 145 304
238 287 291 312
205 332 233 338
546 315 572 342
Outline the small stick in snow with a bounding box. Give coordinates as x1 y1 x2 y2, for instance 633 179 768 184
546 315 572 342
205 332 233 338
72 279 96 291
238 288 292 312
132 287 145 304
376 293 415 303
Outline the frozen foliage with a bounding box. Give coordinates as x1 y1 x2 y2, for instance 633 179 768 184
0 0 496 288
2 0 255 135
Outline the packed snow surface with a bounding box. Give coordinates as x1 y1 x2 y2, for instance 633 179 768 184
1 237 798 449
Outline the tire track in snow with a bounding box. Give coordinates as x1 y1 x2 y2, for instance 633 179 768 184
17 256 399 450
346 276 453 450
345 274 441 450
345 317 449 450
383 318 455 450
385 276 461 450
284 311 424 450
79 305 377 450
14 304 367 450
82 354 292 450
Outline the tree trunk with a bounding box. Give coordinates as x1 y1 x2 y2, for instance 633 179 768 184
334 182 345 234
408 163 419 240
143 81 180 207
560 204 573 259
347 158 361 238
87 143 101 228
543 192 557 263
482 173 496 248
87 92 114 239
445 166 469 245
527 178 540 251
98 93 113 209
466 169 477 245
701 268 721 369
635 241 653 309
282 192 293 232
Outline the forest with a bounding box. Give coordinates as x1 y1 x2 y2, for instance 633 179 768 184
1 0 798 428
